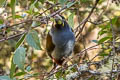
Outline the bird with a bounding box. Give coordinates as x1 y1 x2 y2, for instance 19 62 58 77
46 15 75 67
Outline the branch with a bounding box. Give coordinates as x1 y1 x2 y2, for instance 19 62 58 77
0 31 27 42
66 67 120 80
75 0 100 39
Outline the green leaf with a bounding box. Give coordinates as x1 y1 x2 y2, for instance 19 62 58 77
10 0 16 18
10 58 16 79
13 47 26 70
99 52 108 56
14 71 26 77
98 36 112 44
29 3 35 14
67 1 76 8
111 17 118 24
99 23 111 29
106 23 111 28
26 66 31 72
55 70 63 78
32 73 39 77
10 31 26 78
16 33 26 49
26 30 41 50
0 76 11 80
29 0 37 14
98 30 107 36
59 0 67 6
0 19 3 24
14 15 23 19
68 13 75 28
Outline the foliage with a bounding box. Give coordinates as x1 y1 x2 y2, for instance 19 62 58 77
0 0 120 80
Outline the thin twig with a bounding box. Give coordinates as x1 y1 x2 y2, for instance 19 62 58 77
109 18 116 80
0 31 27 42
75 0 100 39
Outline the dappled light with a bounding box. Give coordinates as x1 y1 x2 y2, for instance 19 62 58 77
0 0 120 80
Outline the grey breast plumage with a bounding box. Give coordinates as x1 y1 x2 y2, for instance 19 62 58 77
50 21 75 61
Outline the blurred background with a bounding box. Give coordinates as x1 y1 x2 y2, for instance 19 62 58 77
0 0 120 80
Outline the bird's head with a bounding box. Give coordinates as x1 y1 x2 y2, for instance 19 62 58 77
53 15 65 28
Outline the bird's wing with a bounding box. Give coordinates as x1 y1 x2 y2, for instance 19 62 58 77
46 32 55 58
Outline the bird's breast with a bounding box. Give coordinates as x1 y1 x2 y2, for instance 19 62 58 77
50 29 75 60
50 29 75 48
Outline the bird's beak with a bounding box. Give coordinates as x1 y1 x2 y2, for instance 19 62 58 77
54 15 64 27
54 15 62 20
54 15 63 25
